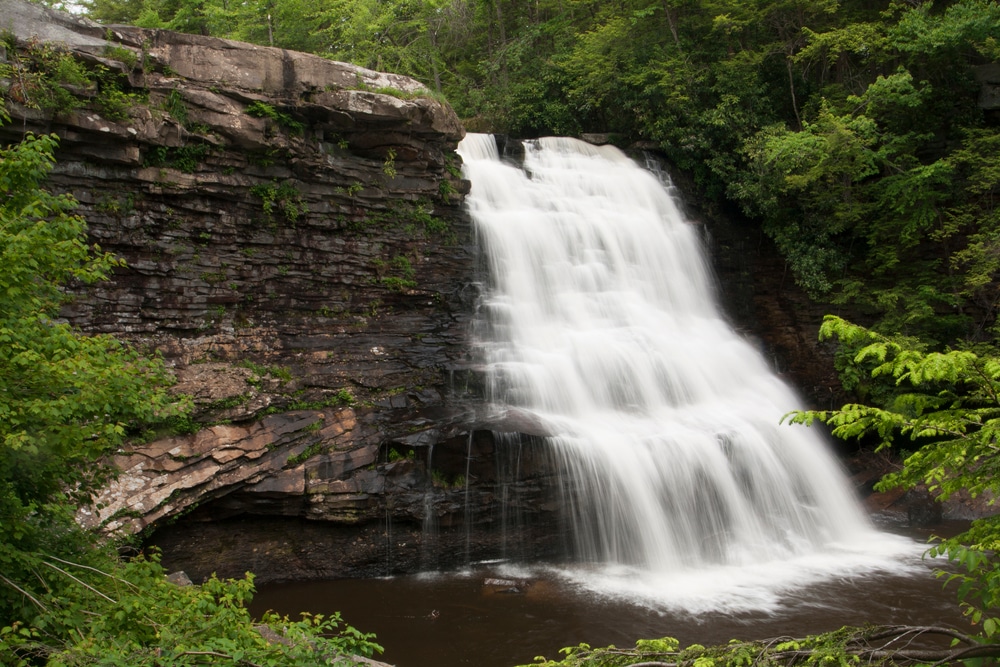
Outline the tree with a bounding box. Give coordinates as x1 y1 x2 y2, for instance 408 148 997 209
0 120 184 621
0 121 382 664
789 315 1000 637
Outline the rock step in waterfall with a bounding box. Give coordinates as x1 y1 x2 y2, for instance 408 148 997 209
457 134 919 612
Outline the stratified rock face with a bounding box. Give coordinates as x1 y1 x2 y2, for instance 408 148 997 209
0 1 861 582
0 0 563 581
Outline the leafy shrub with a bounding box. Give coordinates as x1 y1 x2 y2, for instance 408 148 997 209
245 100 305 135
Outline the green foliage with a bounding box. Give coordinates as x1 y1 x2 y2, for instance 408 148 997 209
257 390 356 418
1 38 91 114
96 193 136 217
789 316 1000 636
237 360 293 382
430 468 464 489
438 178 457 203
102 42 139 70
387 446 415 462
95 83 143 121
372 254 417 291
0 124 185 625
143 143 211 173
250 180 307 223
286 441 324 466
523 625 1000 666
0 117 379 667
0 35 149 123
788 316 1000 503
245 100 305 135
78 0 1000 336
0 554 382 666
161 88 189 126
382 148 397 179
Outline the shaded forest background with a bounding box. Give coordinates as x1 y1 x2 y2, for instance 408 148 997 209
81 0 1000 352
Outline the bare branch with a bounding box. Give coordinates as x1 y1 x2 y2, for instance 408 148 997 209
39 560 116 603
0 573 47 612
178 651 264 667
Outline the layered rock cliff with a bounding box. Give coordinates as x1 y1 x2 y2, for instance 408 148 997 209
0 0 872 584
0 0 567 580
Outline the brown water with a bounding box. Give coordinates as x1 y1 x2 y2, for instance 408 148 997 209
251 531 969 667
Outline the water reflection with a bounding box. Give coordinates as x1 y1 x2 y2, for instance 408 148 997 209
251 553 967 667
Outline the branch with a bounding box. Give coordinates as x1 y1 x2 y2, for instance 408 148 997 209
42 554 140 591
865 624 977 646
177 651 264 667
39 560 116 603
0 573 48 612
971 362 1000 410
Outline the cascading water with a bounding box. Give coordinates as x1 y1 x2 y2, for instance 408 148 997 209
458 134 917 612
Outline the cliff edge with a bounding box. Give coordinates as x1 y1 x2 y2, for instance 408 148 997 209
0 0 563 580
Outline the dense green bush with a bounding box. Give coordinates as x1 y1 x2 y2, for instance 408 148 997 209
0 116 380 665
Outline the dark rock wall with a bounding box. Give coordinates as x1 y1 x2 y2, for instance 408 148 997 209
663 170 849 413
1 0 558 581
1 0 857 583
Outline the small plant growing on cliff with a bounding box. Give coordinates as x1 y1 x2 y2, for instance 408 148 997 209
287 442 325 466
102 42 139 70
245 100 305 135
0 39 91 114
143 143 211 173
439 178 458 203
96 193 136 216
95 85 135 121
382 148 397 179
200 269 227 284
161 88 189 126
371 254 417 292
387 446 416 462
403 200 451 239
238 360 293 382
250 180 307 223
431 469 465 489
444 154 463 179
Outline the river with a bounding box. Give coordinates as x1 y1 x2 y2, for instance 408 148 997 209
251 526 967 667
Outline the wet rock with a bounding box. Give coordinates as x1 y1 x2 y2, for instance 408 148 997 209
0 0 527 575
974 64 1000 111
165 571 194 586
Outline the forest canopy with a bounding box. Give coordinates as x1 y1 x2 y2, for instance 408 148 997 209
79 0 1000 345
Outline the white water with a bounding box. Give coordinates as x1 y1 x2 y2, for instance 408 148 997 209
457 134 919 611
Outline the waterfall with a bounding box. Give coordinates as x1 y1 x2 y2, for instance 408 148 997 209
458 135 916 612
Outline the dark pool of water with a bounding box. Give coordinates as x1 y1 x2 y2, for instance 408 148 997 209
251 534 970 667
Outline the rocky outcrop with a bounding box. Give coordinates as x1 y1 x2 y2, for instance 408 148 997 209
975 64 1000 113
663 170 850 413
0 0 873 584
0 0 567 581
